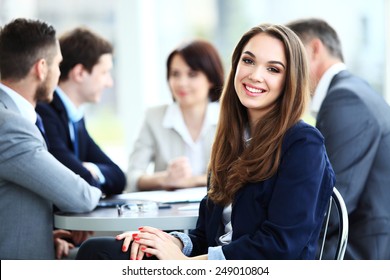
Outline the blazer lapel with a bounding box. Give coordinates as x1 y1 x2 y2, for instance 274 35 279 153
328 70 350 92
51 91 71 133
51 91 77 153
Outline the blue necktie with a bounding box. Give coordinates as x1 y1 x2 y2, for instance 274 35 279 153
35 114 45 134
35 113 47 144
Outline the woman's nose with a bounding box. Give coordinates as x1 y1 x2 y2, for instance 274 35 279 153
248 67 265 83
176 76 189 87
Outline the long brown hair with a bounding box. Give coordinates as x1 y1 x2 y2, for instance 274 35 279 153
208 24 309 205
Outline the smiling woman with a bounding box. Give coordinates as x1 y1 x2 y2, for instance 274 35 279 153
75 23 336 260
234 33 287 123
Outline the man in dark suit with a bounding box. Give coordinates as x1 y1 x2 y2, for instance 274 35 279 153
288 18 390 259
36 27 126 197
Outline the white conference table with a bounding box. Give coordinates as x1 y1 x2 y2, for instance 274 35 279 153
54 187 206 231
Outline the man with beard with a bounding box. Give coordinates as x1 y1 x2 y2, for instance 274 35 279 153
0 18 102 259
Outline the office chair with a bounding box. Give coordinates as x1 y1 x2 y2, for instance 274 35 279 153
318 187 349 260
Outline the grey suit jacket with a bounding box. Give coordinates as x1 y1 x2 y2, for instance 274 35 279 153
0 89 102 259
317 70 390 259
126 104 218 192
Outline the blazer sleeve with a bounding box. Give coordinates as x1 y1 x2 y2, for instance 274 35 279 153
0 114 102 213
316 88 380 214
187 196 214 256
79 122 126 195
126 111 157 192
37 104 125 195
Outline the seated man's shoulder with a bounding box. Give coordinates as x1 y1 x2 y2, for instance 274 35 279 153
147 104 169 114
35 101 56 116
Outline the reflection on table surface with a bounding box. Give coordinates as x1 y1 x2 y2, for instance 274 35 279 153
113 186 207 204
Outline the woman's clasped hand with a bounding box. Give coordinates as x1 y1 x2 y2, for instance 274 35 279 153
116 227 186 260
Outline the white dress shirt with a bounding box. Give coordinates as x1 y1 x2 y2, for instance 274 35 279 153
162 102 219 176
0 83 37 124
310 63 347 118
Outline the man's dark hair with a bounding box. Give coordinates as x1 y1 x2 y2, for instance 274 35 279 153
0 18 57 80
59 27 113 81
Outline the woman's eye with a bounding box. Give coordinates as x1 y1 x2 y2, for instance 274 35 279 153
267 67 280 73
170 71 180 78
242 58 254 65
188 71 198 78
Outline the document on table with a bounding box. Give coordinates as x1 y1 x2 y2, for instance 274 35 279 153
116 186 207 204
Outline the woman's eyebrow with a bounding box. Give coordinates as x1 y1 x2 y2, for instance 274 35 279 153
269 60 286 69
243 51 255 58
242 51 286 69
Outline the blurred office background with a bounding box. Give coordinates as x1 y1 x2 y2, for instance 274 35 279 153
1 0 389 170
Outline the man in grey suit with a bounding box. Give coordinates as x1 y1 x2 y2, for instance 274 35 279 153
287 18 390 259
0 18 102 259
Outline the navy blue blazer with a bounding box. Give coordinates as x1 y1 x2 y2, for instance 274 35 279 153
188 121 335 259
36 91 126 195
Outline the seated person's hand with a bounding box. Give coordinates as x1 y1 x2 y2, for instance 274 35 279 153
71 230 94 245
116 231 144 260
82 162 100 181
53 229 75 259
164 157 193 189
133 226 186 260
117 227 185 260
